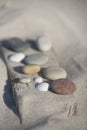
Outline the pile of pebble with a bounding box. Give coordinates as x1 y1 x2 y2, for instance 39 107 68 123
7 36 76 95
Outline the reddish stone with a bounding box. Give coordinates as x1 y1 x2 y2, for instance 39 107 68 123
52 79 76 95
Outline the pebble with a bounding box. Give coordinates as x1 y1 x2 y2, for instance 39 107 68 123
5 38 30 52
24 53 48 65
34 76 43 83
42 66 67 80
36 36 52 51
22 65 41 75
18 77 31 83
52 79 76 95
9 53 25 62
36 82 50 91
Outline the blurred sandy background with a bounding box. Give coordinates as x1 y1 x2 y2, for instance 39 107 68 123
0 0 87 130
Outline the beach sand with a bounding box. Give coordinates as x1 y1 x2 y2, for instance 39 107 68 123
0 0 87 130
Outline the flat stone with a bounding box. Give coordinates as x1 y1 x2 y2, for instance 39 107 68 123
24 53 48 65
18 77 31 83
36 35 52 51
52 79 76 95
4 38 30 52
42 66 67 80
22 65 41 75
34 76 43 83
9 53 25 62
36 82 50 91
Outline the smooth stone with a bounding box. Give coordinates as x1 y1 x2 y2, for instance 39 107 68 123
36 82 50 91
42 67 67 80
18 77 31 83
52 79 76 95
34 76 43 83
9 53 25 62
5 38 30 52
36 36 52 51
22 65 41 75
24 53 48 65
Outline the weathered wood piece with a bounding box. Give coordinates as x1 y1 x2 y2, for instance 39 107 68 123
1 46 75 127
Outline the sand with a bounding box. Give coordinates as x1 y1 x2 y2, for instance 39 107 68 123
0 0 87 130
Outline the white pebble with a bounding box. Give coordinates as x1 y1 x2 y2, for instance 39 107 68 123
9 53 25 62
34 77 43 83
37 35 52 51
36 82 50 91
19 78 31 83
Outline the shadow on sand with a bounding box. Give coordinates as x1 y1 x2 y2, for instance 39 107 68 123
0 43 18 117
3 79 18 116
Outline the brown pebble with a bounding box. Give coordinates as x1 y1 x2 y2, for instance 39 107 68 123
52 79 76 95
22 65 41 75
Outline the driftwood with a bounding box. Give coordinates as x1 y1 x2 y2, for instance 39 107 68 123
1 46 76 127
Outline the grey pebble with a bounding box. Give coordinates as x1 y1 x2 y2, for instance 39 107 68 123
24 53 49 65
4 38 30 52
42 66 67 80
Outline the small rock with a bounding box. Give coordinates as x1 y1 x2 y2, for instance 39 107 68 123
34 76 43 83
52 79 76 95
9 53 25 62
24 53 48 65
22 65 41 75
18 77 31 83
36 35 52 51
4 38 30 52
36 82 50 91
42 66 67 80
